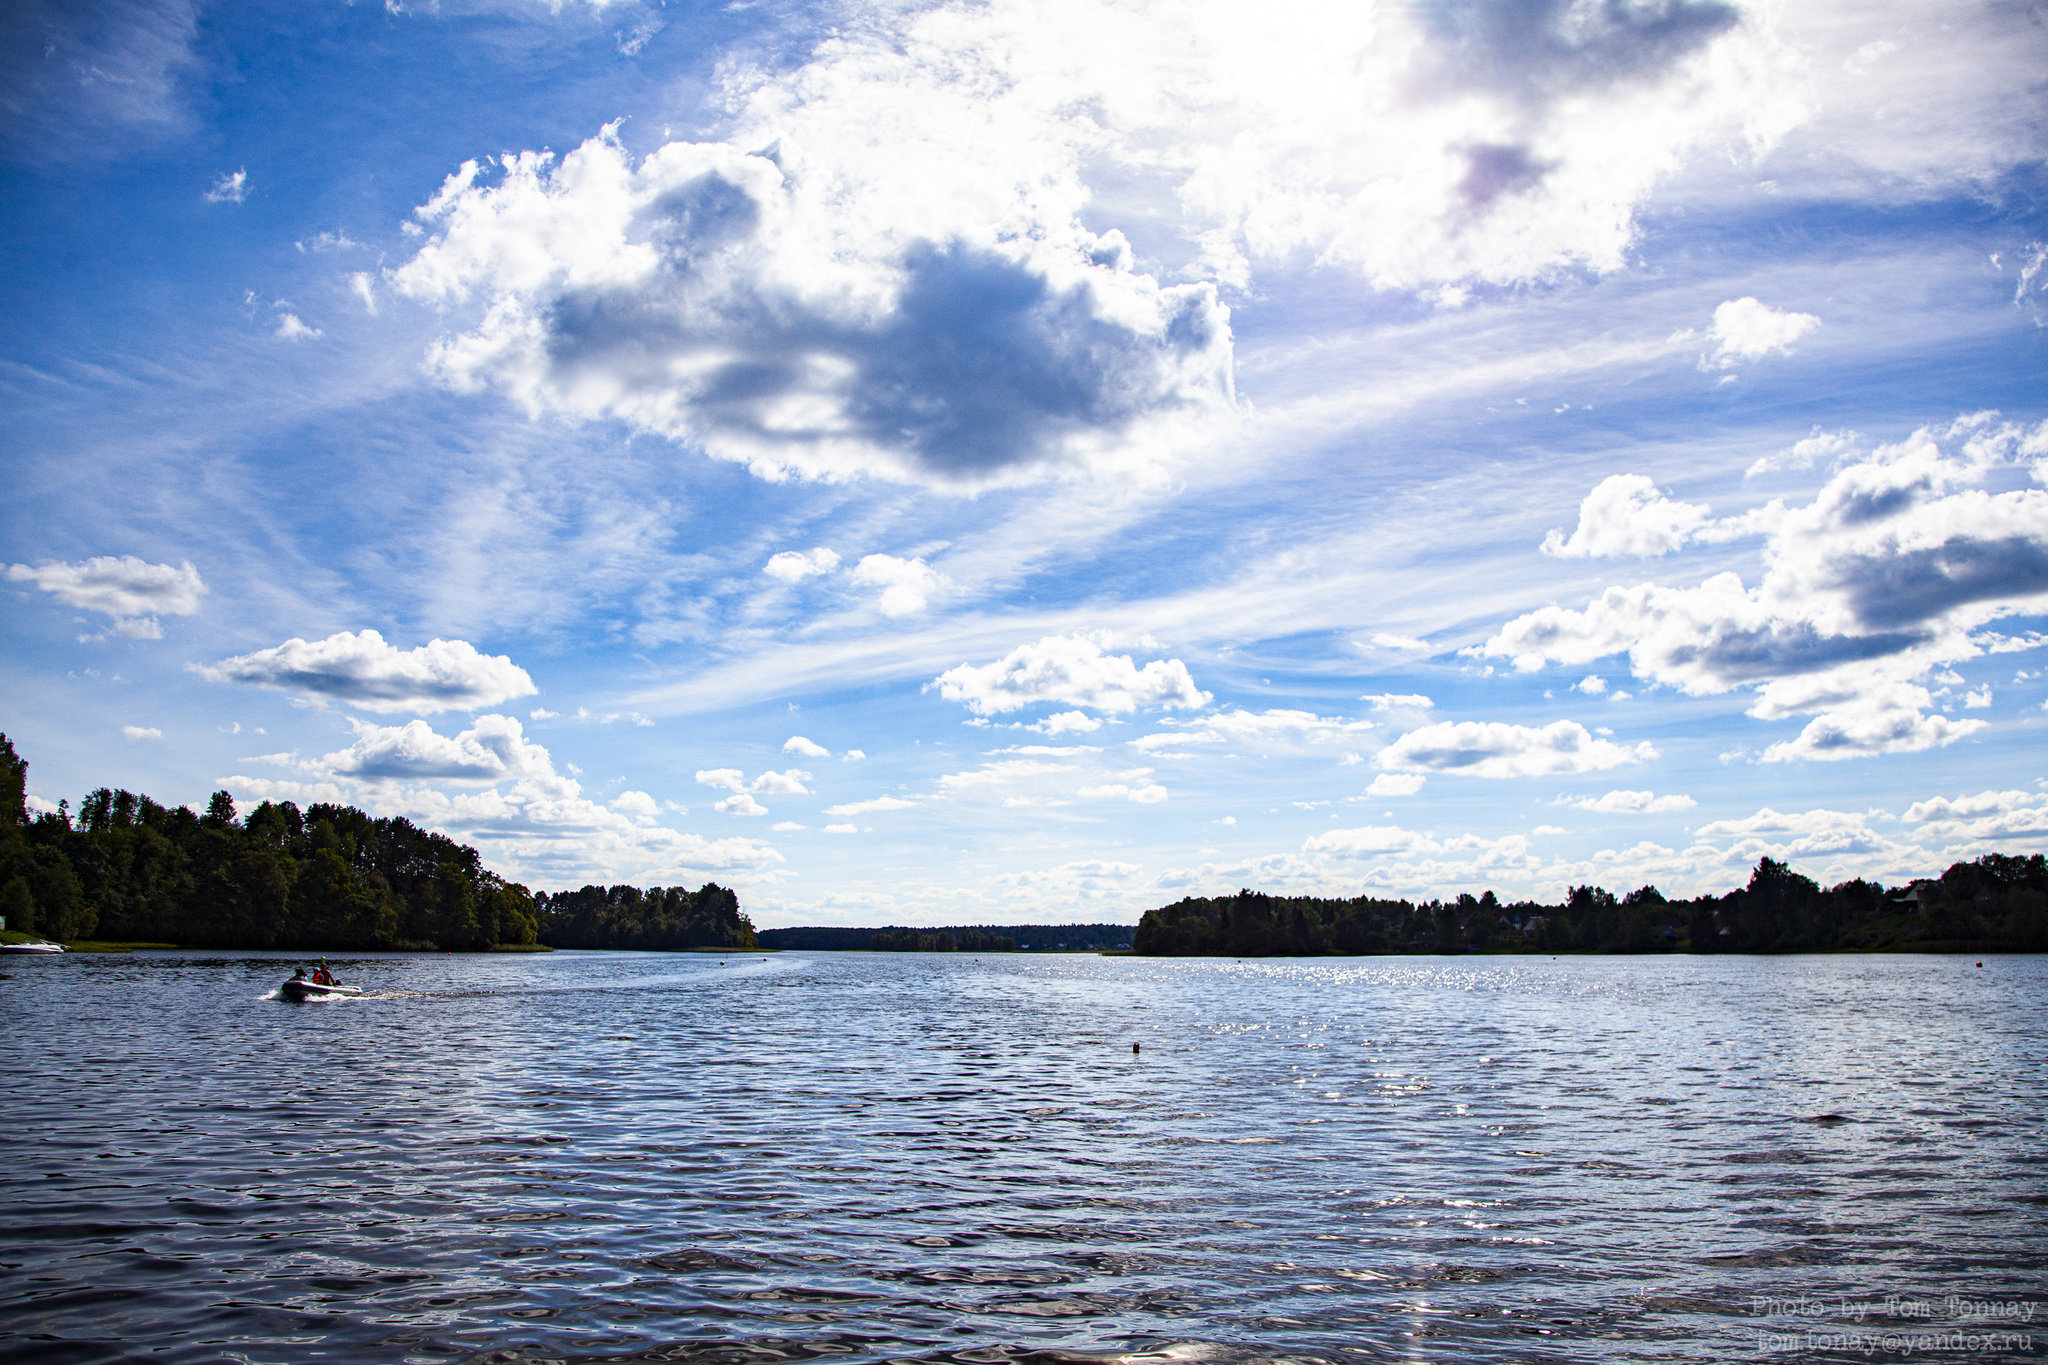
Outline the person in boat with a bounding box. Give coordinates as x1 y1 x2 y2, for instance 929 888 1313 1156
291 967 308 982
311 961 334 986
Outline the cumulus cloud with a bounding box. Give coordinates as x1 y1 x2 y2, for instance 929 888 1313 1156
196 629 537 714
122 725 161 740
851 554 945 616
1902 788 2048 843
823 823 859 834
388 0 1818 487
1541 474 1717 558
1365 772 1425 797
611 790 660 820
783 735 831 757
716 793 769 817
1568 789 1697 814
934 633 1208 716
698 767 809 795
1378 719 1653 779
1489 414 2046 760
1705 296 1820 368
1033 711 1101 735
1360 693 1433 711
393 123 1233 488
317 714 558 785
8 555 206 637
764 548 840 583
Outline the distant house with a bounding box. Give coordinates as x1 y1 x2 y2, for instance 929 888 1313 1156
1888 885 1926 913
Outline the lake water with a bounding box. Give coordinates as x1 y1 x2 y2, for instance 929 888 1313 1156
2 950 2043 1364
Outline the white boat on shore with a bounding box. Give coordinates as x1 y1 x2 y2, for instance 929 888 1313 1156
0 941 65 955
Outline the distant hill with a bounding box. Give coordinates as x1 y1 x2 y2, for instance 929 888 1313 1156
758 923 1135 952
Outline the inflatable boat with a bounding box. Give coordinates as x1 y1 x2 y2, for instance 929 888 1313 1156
280 977 362 1001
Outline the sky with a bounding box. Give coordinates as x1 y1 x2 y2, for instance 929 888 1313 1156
3 0 2046 926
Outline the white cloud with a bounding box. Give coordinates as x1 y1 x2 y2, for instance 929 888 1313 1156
1378 719 1653 779
1531 824 1567 836
1365 773 1425 797
530 707 559 720
611 790 659 820
350 271 377 314
1705 296 1820 368
823 823 859 834
783 735 831 757
772 821 806 831
122 725 162 740
392 118 1232 488
1302 824 1441 857
1032 710 1102 735
841 749 867 761
1077 781 1168 803
1370 634 1428 651
765 548 841 584
1963 687 1992 709
934 633 1208 716
1541 474 1715 559
317 714 560 786
275 312 320 341
205 168 247 203
1901 788 2048 843
1360 693 1433 711
716 793 769 816
1576 675 1608 695
937 759 1078 790
1488 415 2047 761
750 768 813 794
851 554 946 615
197 629 536 714
1746 427 1857 479
824 795 918 815
1132 707 1376 755
695 768 745 792
1568 789 1696 814
9 555 206 639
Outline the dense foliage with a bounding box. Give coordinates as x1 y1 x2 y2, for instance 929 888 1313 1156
756 923 1134 951
1133 856 2048 956
0 733 538 950
533 883 758 950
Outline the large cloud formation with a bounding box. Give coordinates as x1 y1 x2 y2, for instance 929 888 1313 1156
390 0 1805 485
198 629 538 714
1377 719 1653 779
1487 414 2048 760
933 634 1208 716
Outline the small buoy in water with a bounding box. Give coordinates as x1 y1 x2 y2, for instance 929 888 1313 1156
1976 961 1983 968
1132 1042 1141 1055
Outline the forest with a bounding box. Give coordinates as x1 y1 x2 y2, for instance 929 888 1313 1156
0 733 539 950
533 883 758 951
756 923 1134 951
1132 854 2048 956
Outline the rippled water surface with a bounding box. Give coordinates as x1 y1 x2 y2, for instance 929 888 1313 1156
3 950 2045 1363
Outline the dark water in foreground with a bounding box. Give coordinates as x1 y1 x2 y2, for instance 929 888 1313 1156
2 951 2044 1364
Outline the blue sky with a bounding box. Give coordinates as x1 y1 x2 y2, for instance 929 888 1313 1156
4 0 2046 925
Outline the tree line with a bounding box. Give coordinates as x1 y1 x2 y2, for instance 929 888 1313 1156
1132 855 2048 956
0 733 539 950
533 883 758 950
755 923 1134 951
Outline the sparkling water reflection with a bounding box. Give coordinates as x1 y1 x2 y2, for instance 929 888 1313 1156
2 950 2043 1363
